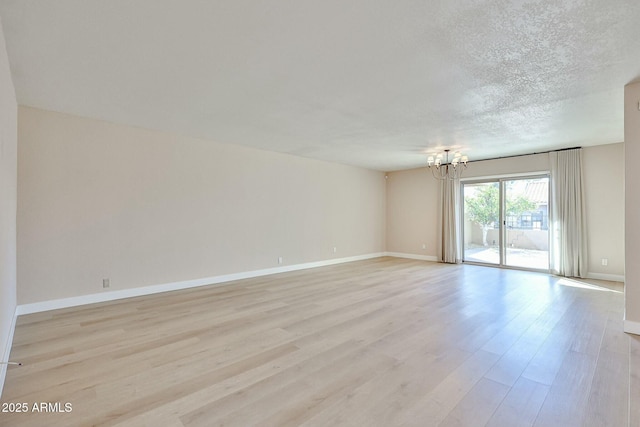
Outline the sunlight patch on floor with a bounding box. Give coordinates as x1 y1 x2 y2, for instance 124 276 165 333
557 277 622 293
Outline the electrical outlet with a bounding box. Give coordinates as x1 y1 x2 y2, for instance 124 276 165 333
103 278 110 288
278 257 283 264
333 247 337 253
422 243 426 249
601 258 608 266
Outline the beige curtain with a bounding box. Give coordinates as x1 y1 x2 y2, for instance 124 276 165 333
437 177 461 263
550 148 588 277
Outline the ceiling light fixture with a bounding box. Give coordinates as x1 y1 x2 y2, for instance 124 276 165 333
427 149 468 180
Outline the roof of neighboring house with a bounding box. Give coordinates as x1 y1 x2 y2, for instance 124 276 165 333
507 179 549 206
524 181 549 205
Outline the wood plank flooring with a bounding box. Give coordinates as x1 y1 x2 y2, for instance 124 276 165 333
1 257 637 426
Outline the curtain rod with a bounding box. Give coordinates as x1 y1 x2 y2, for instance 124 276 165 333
468 146 582 164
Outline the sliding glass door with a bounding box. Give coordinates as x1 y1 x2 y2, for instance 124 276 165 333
463 176 549 271
503 177 549 269
462 182 501 265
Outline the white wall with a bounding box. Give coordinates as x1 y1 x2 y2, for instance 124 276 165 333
0 17 17 395
386 147 625 279
625 82 640 333
17 107 386 304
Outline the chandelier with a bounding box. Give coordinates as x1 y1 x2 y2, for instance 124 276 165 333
427 149 468 180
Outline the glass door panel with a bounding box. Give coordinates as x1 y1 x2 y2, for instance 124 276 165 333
503 177 550 270
463 181 500 265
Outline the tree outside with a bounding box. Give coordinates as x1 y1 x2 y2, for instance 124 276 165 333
465 183 536 246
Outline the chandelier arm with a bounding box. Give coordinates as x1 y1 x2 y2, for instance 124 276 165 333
430 165 445 180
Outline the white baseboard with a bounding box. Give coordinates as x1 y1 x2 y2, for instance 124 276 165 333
16 253 385 315
384 252 439 262
585 272 625 282
0 307 18 399
624 320 640 336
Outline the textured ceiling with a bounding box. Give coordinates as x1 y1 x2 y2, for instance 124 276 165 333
1 0 639 171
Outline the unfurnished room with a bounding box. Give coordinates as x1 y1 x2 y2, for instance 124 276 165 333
0 1 639 426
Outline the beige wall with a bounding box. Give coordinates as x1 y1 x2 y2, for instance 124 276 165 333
385 168 438 257
17 107 386 304
462 153 550 179
0 18 17 389
625 82 640 328
386 147 625 279
583 143 624 277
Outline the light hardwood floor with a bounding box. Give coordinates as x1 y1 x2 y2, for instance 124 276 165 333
1 257 638 426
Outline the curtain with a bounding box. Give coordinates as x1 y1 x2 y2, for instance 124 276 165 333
437 177 461 263
549 149 588 277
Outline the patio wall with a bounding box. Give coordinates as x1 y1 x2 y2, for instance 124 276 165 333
465 221 549 250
